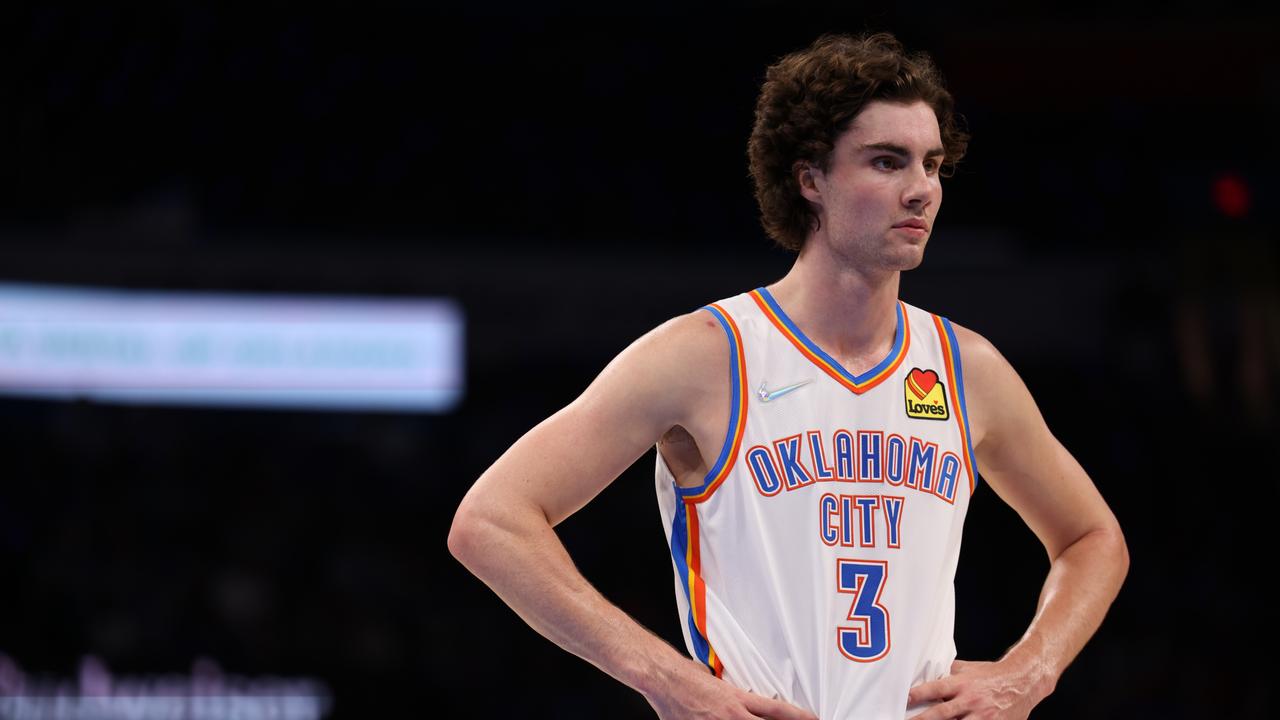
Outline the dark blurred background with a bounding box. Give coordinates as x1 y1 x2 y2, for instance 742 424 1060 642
1 2 1276 718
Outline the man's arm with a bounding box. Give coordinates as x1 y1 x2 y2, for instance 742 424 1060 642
447 311 817 720
907 325 1130 720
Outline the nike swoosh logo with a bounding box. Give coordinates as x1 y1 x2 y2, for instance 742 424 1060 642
757 379 812 403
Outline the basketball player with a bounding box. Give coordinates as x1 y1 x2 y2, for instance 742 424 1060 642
449 33 1128 719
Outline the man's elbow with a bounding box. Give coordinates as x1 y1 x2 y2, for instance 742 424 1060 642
447 496 487 569
1056 523 1129 584
1087 523 1130 587
448 491 540 573
1112 526 1131 583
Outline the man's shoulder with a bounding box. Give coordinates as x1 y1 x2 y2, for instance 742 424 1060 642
934 319 1025 425
624 304 741 400
640 307 733 372
586 307 730 432
643 287 756 347
896 301 1002 386
944 320 1003 378
911 311 998 384
899 301 1002 378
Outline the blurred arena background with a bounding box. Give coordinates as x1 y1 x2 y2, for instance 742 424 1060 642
1 2 1275 717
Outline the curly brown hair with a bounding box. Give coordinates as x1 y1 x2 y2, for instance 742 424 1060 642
748 32 970 252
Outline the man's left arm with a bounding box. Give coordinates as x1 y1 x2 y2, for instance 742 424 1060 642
907 324 1130 720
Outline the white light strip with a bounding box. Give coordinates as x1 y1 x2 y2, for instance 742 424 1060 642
0 282 464 412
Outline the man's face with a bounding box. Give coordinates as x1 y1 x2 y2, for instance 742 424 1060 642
801 100 945 272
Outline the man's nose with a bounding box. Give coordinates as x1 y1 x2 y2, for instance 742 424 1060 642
902 166 934 207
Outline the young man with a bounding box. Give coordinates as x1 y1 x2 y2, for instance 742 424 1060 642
449 33 1128 720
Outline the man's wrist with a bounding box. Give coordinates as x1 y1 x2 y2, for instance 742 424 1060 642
627 647 701 700
999 637 1059 700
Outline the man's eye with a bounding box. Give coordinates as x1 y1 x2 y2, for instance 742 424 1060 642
873 157 897 170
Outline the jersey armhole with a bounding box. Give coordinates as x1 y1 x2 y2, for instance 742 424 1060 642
674 303 749 503
933 315 981 494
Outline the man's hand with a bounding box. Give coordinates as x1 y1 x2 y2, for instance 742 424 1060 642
905 658 1053 720
644 658 819 720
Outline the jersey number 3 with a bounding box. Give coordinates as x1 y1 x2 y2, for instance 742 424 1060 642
836 559 891 662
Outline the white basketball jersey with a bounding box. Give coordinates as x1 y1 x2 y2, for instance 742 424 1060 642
655 287 979 720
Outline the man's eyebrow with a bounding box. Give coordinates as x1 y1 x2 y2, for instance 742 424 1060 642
859 142 946 159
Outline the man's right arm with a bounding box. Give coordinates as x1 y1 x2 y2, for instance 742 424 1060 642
447 311 816 720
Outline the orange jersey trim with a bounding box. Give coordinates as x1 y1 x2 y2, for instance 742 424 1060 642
678 302 749 504
932 314 976 496
749 289 909 395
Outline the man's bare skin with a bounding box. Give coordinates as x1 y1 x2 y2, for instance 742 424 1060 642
448 99 1127 720
657 423 707 490
449 305 819 719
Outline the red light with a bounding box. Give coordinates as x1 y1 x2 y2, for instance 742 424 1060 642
1212 172 1251 219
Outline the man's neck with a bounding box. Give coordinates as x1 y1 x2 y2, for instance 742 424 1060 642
765 241 902 373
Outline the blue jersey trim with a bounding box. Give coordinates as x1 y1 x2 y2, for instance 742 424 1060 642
754 287 905 386
668 501 715 670
941 317 980 487
674 304 743 499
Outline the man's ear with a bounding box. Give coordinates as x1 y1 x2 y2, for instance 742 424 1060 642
795 161 823 204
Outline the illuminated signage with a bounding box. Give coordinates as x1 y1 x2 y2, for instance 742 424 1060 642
0 282 464 412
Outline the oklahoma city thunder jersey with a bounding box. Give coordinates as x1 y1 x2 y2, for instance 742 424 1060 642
655 287 979 720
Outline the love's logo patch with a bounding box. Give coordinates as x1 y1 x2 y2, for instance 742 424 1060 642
904 367 949 420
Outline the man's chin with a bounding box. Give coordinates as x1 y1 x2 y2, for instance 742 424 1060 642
893 246 927 271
